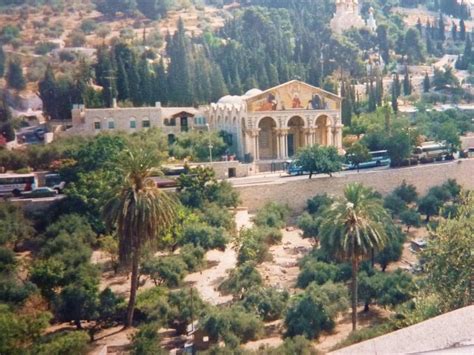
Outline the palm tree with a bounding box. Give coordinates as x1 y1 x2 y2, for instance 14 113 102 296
104 147 178 327
318 183 389 331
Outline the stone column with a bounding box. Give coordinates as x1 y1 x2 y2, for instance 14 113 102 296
281 129 289 159
326 123 333 147
334 124 344 150
313 125 319 145
275 129 281 160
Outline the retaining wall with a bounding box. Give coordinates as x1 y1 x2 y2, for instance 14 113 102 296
236 159 474 213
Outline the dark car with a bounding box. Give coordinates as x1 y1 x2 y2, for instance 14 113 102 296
22 187 58 198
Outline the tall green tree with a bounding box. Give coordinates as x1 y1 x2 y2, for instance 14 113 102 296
167 19 193 105
423 72 431 93
0 45 5 77
319 183 389 330
6 59 26 90
0 97 15 142
423 192 473 311
104 147 179 327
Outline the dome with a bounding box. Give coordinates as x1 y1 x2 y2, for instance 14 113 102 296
243 88 262 97
217 95 243 104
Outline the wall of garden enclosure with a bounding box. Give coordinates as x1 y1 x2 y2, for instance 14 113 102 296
236 159 474 213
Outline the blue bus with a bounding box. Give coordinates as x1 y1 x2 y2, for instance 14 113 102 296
344 150 391 170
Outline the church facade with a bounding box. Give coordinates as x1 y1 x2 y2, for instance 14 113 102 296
70 80 343 162
330 0 366 35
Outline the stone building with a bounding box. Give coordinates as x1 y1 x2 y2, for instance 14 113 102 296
69 80 343 162
330 0 366 35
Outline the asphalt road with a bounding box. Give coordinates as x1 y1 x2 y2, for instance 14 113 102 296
229 159 466 187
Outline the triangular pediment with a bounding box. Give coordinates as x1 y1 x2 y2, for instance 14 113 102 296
245 80 341 113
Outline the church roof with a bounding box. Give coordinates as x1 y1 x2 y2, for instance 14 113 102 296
241 80 342 102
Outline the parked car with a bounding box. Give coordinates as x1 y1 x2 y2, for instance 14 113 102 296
22 187 58 198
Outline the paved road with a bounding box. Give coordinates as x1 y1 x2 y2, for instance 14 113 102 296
230 159 465 187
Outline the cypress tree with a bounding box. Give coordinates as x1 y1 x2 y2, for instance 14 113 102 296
438 13 445 41
167 18 193 105
39 64 58 119
116 58 130 102
341 80 352 126
210 65 228 103
127 54 142 106
423 72 430 93
6 59 26 91
0 46 5 77
393 73 401 97
368 80 376 112
403 67 411 96
451 22 457 41
391 84 398 113
459 19 466 41
95 46 116 108
138 56 153 105
153 59 168 105
0 96 15 142
375 75 384 107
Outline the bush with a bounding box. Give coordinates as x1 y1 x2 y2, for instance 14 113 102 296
0 247 16 273
130 323 165 355
241 287 289 321
140 256 187 288
306 194 333 214
80 19 97 34
0 277 37 305
268 336 320 355
285 282 349 339
383 193 407 216
33 331 89 355
179 244 205 272
297 260 340 288
393 180 418 204
331 323 396 351
198 202 235 231
167 289 209 333
181 222 228 251
252 202 289 229
135 287 169 322
297 212 321 239
219 262 262 298
201 305 264 346
34 42 59 55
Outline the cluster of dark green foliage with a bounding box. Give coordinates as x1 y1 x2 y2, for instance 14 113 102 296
294 145 342 178
140 244 205 288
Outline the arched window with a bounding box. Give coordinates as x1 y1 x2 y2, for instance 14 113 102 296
167 134 175 145
94 121 101 130
130 118 136 129
107 119 115 129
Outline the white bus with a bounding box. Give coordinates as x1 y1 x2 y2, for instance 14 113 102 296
413 142 449 161
0 173 37 197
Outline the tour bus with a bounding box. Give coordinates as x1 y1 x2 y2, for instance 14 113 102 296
344 150 391 170
412 142 449 161
0 173 37 196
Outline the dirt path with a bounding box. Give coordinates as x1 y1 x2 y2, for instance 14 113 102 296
257 228 313 291
184 209 252 305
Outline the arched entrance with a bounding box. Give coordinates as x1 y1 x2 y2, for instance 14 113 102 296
258 117 277 160
316 115 332 146
287 116 305 157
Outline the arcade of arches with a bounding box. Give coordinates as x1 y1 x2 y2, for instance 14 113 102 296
247 114 343 161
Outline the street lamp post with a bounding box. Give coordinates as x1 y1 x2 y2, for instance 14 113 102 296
205 123 213 163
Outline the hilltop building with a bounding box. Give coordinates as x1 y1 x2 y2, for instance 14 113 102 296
70 80 343 162
331 0 366 34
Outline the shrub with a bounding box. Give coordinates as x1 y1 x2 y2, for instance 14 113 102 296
34 42 59 55
179 244 205 272
167 289 209 333
80 19 97 34
241 287 289 321
201 305 264 346
140 256 187 288
135 287 169 322
219 262 262 298
383 193 407 216
306 194 332 214
297 260 340 288
181 222 228 251
130 323 165 355
268 336 320 355
252 202 289 229
0 247 16 273
297 212 320 239
393 180 418 204
33 331 89 355
285 282 348 339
